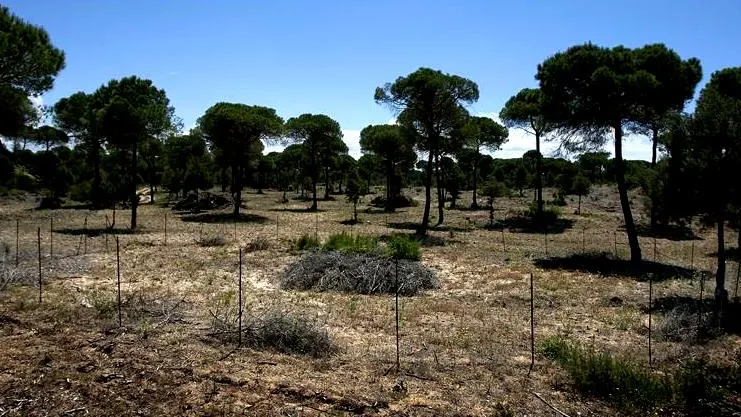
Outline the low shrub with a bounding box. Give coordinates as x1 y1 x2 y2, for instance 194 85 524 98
524 202 561 224
369 194 416 208
539 336 672 412
244 237 271 252
282 251 436 295
209 295 333 357
322 232 378 254
0 263 32 292
386 234 421 260
539 336 741 414
197 236 227 247
293 234 320 251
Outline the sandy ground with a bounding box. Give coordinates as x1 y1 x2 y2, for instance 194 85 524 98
0 185 739 416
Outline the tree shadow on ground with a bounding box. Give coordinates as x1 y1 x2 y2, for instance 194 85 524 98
708 247 740 262
180 212 269 224
378 232 448 247
495 216 575 234
54 227 136 237
339 219 359 225
387 222 471 233
533 252 708 282
634 224 702 241
267 207 326 213
647 295 741 338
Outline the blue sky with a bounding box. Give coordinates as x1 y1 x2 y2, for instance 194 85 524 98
7 0 741 160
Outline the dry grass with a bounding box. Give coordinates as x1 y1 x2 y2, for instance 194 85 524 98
0 185 739 416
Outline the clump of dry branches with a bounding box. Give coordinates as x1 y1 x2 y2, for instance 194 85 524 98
281 251 437 296
209 295 334 357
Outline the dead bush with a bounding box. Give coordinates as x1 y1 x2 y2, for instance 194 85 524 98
281 251 437 295
209 293 333 357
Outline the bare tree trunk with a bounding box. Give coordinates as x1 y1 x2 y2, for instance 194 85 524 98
715 213 728 312
385 160 394 212
651 126 658 167
577 194 582 215
535 131 543 223
471 153 479 209
613 124 641 264
419 151 434 236
435 151 444 225
130 142 139 230
232 163 242 217
323 166 330 200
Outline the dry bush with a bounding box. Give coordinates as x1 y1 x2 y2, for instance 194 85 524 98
209 293 334 357
282 251 437 295
659 304 718 343
244 237 271 253
197 236 226 247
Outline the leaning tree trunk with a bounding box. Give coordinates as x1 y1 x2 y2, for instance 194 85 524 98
613 124 642 264
130 141 139 230
419 151 434 236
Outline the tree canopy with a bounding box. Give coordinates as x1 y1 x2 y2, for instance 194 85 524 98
284 113 345 211
375 67 479 234
359 124 416 212
199 103 284 216
536 42 702 263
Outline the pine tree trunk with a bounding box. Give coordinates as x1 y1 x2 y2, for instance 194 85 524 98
536 131 543 225
324 167 330 200
715 213 728 311
232 162 241 217
613 124 642 264
130 142 139 230
577 194 582 215
419 151 434 236
385 160 394 212
471 153 479 209
435 151 444 225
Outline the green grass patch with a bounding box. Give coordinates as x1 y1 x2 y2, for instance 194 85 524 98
539 336 672 412
539 336 741 415
386 233 421 260
322 232 378 254
292 234 321 251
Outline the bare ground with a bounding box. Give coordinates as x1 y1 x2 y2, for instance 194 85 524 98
0 186 739 416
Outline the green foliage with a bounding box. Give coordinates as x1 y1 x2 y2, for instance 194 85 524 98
293 234 320 251
525 201 561 224
386 234 421 261
375 67 479 235
540 336 741 415
572 174 592 197
539 336 673 412
284 113 346 210
359 124 416 211
322 232 378 254
0 5 66 96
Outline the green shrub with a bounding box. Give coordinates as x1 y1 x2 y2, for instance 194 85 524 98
539 336 672 412
293 234 320 251
322 232 378 254
386 234 421 260
525 202 561 224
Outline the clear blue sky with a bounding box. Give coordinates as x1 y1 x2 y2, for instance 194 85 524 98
6 0 741 159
